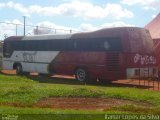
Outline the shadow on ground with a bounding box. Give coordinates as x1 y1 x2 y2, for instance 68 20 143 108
26 74 152 90
0 70 153 89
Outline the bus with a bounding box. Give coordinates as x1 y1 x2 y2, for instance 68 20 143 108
2 27 157 82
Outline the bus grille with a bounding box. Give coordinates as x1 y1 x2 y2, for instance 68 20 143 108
107 53 120 71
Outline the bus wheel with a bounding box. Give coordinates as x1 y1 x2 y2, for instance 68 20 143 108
75 68 88 82
15 64 23 75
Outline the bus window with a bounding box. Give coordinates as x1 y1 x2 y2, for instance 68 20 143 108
75 40 88 51
13 41 24 51
37 40 44 51
23 41 30 51
3 42 13 57
108 39 122 51
72 38 122 51
73 41 77 49
104 41 110 50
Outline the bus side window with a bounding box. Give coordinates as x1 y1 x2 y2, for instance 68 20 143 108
59 40 66 51
18 41 24 50
3 42 8 57
109 39 122 51
42 40 49 51
46 40 52 51
90 39 103 51
104 41 110 50
51 40 58 51
29 41 33 51
64 40 72 51
22 41 26 50
24 41 30 51
38 41 43 51
3 42 13 57
73 41 77 49
77 39 90 51
75 40 82 51
33 40 44 51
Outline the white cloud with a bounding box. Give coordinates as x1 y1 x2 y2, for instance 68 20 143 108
36 21 78 31
121 0 152 6
0 19 22 31
143 6 156 10
101 21 134 28
0 19 22 39
0 1 134 20
152 14 156 18
34 21 79 34
0 3 5 8
0 20 135 39
80 21 134 31
121 0 160 9
104 4 133 19
80 23 98 31
35 21 134 33
6 1 29 15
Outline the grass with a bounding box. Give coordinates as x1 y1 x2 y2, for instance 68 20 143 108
111 105 160 114
1 74 160 106
1 73 160 119
0 106 128 120
0 106 125 114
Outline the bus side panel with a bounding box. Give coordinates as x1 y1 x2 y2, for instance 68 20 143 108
50 51 106 76
2 60 14 70
52 51 126 80
92 53 126 80
3 51 60 74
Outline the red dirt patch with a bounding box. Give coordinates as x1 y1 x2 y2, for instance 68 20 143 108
34 97 151 110
1 70 16 74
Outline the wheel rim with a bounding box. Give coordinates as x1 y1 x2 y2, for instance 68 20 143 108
16 65 22 74
76 69 86 82
17 66 20 72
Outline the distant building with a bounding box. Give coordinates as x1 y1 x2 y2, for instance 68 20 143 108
34 26 51 35
146 13 160 67
145 13 160 39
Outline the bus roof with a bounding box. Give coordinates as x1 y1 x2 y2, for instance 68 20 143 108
5 27 146 41
71 27 146 39
22 34 73 40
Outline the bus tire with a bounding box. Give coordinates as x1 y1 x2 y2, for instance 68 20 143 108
75 68 88 82
15 64 23 75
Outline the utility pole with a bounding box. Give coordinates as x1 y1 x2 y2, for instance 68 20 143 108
70 29 72 34
4 34 8 39
15 24 17 36
23 16 26 36
36 26 39 35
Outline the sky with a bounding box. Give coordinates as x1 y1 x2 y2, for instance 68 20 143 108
0 0 160 39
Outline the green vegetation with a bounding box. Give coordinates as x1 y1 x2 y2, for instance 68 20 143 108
111 105 160 114
1 73 160 119
0 106 125 114
1 74 160 106
0 106 127 120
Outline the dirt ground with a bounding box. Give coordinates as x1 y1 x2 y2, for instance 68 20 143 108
34 97 151 110
1 97 151 110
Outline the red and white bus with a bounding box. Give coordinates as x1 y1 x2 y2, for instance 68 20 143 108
2 27 157 82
